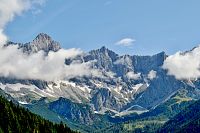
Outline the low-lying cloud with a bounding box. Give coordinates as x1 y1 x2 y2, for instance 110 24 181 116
0 0 101 81
126 71 141 80
0 45 101 81
163 46 200 80
148 70 157 80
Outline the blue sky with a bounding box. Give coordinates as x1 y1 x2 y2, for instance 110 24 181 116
5 0 200 55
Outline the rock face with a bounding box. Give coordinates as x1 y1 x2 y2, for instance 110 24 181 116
91 88 123 111
6 33 61 54
1 33 200 126
29 33 61 53
49 97 96 124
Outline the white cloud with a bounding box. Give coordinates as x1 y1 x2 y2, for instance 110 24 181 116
0 0 29 28
0 0 102 81
0 0 28 44
0 0 46 45
126 71 141 80
0 29 7 45
0 46 101 81
163 46 200 80
148 70 157 80
116 38 135 46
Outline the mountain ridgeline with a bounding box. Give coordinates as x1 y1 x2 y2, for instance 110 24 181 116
6 33 61 54
1 33 200 132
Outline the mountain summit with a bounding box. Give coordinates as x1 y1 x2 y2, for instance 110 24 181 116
28 33 61 53
2 34 200 132
30 33 61 52
34 33 52 41
6 33 61 53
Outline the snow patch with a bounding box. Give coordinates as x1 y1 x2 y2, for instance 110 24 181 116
132 83 143 92
18 101 29 105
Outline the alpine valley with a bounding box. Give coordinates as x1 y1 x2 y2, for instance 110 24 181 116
1 33 200 133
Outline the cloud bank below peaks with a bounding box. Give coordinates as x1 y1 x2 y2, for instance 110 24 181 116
0 46 101 81
0 0 101 81
163 46 200 80
126 71 141 80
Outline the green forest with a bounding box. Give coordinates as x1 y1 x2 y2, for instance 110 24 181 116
158 99 200 133
0 96 77 133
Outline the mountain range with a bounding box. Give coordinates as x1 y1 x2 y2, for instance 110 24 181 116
1 33 200 132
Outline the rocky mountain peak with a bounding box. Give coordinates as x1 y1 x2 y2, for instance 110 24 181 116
99 46 107 52
99 46 115 54
33 33 52 42
31 33 61 53
92 46 118 58
5 33 61 54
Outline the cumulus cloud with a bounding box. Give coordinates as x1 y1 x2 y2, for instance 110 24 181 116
0 0 102 81
0 46 101 81
0 29 7 45
0 0 29 28
163 46 200 80
148 70 157 80
126 71 141 80
0 0 46 45
116 38 135 46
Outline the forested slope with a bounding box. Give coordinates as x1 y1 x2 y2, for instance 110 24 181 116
158 99 200 133
0 96 77 133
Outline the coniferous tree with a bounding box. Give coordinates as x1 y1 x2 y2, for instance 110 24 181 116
0 96 77 133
